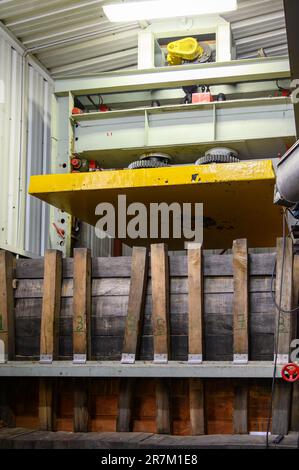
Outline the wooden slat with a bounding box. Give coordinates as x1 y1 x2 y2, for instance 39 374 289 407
233 239 249 363
15 253 277 279
121 247 148 363
40 250 62 362
39 250 62 432
151 244 170 363
189 378 205 435
233 381 248 434
73 378 90 433
116 248 148 432
274 238 294 363
272 238 294 435
188 244 204 363
73 249 91 363
156 379 171 435
116 378 135 432
151 245 171 435
232 241 249 434
291 255 299 432
39 378 56 431
0 251 15 361
187 245 205 435
72 249 92 433
14 276 275 299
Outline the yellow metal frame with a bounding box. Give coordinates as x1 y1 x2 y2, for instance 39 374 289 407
29 160 283 249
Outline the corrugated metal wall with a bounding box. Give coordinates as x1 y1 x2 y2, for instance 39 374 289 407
0 29 53 257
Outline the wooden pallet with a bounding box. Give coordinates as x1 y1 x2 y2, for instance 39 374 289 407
0 240 298 436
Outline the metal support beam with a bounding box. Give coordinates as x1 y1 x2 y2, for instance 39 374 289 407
0 361 284 378
55 57 290 96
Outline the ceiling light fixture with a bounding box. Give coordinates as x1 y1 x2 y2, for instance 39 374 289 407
103 0 237 23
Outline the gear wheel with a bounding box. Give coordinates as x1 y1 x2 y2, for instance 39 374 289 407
128 159 170 170
195 147 240 165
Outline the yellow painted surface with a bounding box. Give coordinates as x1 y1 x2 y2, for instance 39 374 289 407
29 160 283 249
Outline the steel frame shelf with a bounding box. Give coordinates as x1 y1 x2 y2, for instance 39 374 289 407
0 361 283 378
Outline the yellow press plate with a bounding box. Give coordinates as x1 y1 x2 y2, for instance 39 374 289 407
29 160 283 249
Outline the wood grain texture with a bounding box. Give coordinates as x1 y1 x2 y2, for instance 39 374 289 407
0 251 15 360
156 379 171 435
73 379 90 433
272 238 294 435
122 247 148 359
233 381 248 434
275 238 294 359
39 251 62 432
116 379 135 432
188 245 204 360
189 378 205 435
233 239 249 360
39 378 55 431
15 253 276 280
40 250 62 360
291 255 299 431
73 249 92 361
151 244 170 361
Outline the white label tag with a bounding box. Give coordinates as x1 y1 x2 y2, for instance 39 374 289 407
275 354 289 365
73 354 86 364
188 354 203 364
154 354 168 364
121 353 135 364
233 354 248 364
40 354 53 364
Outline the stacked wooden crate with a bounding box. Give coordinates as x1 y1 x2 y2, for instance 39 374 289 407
0 240 298 436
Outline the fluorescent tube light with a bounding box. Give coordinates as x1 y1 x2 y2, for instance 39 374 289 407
104 0 237 22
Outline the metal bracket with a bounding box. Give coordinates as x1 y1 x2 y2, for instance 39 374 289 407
121 353 135 364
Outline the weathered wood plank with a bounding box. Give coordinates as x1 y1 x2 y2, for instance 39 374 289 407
40 250 62 362
151 245 171 434
121 247 148 363
39 378 55 431
14 276 274 299
72 250 91 432
39 251 62 432
0 251 15 361
15 253 276 279
116 379 135 432
73 379 90 433
156 379 171 435
13 290 275 317
272 380 292 435
233 381 248 434
233 240 249 364
117 248 148 433
291 255 299 432
151 244 170 363
274 238 294 363
73 249 91 363
188 244 204 364
272 238 294 435
189 378 205 435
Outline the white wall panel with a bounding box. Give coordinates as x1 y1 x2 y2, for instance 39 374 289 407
0 30 53 257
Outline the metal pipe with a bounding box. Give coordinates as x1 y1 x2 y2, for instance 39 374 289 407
276 140 299 205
